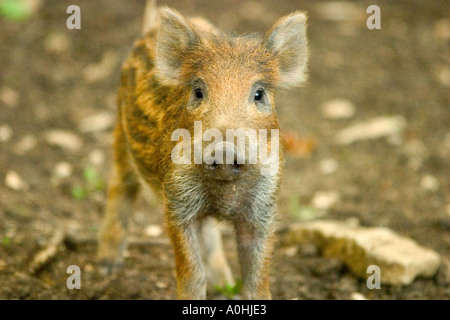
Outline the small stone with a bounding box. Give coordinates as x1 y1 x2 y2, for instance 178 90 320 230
319 158 338 175
284 246 299 257
5 171 26 191
0 87 19 108
88 149 105 166
54 162 73 178
85 264 95 273
0 259 6 270
335 116 406 145
0 124 12 142
144 224 163 237
320 99 355 119
156 281 168 289
311 191 340 210
83 51 119 83
420 175 439 192
15 135 37 154
44 130 82 151
44 32 71 54
79 112 115 133
350 292 368 300
435 66 450 87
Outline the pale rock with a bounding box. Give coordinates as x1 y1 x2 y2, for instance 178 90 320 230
284 246 299 257
15 135 37 154
335 116 406 145
88 149 105 166
79 112 115 133
44 130 82 151
311 191 340 210
321 99 355 119
0 124 12 142
350 292 368 300
319 158 338 175
44 32 71 53
282 219 441 285
84 264 95 273
5 171 27 191
83 51 119 83
435 66 450 87
145 224 163 237
54 162 73 178
420 175 439 192
0 87 19 108
156 281 168 289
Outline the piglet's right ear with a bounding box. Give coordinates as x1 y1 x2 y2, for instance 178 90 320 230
155 7 199 85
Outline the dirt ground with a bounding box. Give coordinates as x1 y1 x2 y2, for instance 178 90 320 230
0 0 449 300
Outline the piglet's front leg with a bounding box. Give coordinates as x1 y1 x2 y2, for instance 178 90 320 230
234 213 274 300
166 213 207 300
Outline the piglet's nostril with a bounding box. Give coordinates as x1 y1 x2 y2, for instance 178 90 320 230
203 144 245 180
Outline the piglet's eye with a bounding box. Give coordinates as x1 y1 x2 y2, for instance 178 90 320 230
194 88 203 99
254 89 264 101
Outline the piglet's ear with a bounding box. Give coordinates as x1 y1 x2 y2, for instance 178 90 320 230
155 7 199 85
265 12 309 88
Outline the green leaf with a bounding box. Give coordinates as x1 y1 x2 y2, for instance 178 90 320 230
83 166 98 184
214 279 242 299
83 166 105 191
72 186 87 200
0 0 32 21
1 237 12 247
289 194 323 220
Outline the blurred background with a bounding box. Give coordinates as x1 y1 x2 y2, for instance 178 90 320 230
0 0 448 299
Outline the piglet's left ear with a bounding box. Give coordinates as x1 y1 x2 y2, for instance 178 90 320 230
265 12 309 88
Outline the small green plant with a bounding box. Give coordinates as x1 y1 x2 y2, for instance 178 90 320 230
288 194 322 221
1 236 12 247
0 0 33 21
72 166 105 200
214 279 242 300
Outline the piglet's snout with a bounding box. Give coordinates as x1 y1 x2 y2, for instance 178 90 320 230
203 141 246 181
